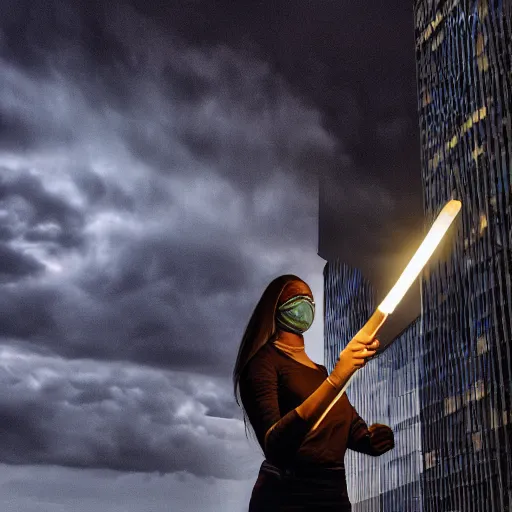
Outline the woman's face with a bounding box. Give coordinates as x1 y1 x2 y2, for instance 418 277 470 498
276 280 315 334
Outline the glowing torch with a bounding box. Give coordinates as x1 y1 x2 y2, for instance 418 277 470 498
312 199 462 431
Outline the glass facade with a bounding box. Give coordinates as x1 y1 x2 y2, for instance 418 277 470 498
324 260 423 511
378 320 423 512
324 260 375 372
415 0 512 510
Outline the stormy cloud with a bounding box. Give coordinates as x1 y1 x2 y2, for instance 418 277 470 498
0 0 421 510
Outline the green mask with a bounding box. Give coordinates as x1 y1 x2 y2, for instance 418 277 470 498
276 295 315 334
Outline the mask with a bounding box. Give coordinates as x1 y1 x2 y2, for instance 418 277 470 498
276 294 315 334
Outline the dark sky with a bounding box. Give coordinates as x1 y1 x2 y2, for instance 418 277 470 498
0 1 423 510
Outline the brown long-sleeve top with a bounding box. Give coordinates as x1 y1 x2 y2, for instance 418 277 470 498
239 342 394 469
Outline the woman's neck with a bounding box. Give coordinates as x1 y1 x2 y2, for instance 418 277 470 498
273 329 318 369
274 329 304 348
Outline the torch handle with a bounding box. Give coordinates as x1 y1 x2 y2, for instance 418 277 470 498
355 309 388 339
311 308 388 432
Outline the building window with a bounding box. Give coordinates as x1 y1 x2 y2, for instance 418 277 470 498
472 431 483 451
476 334 488 354
425 450 437 469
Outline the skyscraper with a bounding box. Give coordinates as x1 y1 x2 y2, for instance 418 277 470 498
323 261 379 510
378 319 423 512
324 261 423 511
414 0 512 509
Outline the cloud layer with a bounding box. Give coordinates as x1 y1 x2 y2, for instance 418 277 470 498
0 7 331 371
0 344 261 478
0 1 328 489
0 463 255 512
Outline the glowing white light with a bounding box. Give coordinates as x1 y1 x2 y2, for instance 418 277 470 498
312 200 462 432
378 199 461 314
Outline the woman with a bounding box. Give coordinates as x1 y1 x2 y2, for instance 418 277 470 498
233 274 394 511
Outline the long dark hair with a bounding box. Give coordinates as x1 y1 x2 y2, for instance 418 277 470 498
233 274 304 438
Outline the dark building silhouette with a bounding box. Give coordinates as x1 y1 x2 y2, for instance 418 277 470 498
414 0 512 510
322 1 512 510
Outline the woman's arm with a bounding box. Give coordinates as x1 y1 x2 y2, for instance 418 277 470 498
295 333 379 425
239 335 378 465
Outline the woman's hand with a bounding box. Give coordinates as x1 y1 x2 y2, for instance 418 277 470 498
328 333 379 389
368 423 395 453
